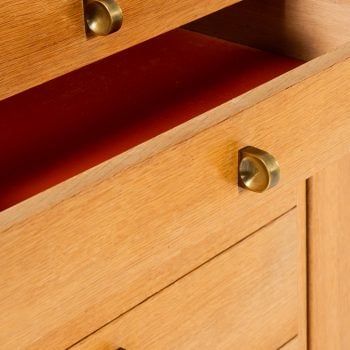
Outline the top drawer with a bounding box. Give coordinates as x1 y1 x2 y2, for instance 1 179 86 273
0 0 240 100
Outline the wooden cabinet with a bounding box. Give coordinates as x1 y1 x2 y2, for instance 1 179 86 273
0 0 349 349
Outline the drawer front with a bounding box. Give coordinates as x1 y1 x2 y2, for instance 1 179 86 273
71 210 299 350
0 0 240 100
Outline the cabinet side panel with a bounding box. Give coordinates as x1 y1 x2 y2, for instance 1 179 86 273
308 155 350 349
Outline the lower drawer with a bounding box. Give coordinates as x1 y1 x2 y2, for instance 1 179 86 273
71 209 299 350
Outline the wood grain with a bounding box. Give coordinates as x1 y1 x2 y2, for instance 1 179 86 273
2 42 349 231
71 210 299 350
0 0 241 100
278 183 307 350
186 0 350 60
308 154 350 350
297 182 307 350
0 175 297 348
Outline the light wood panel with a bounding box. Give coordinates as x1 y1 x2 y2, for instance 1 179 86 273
71 210 299 350
297 182 307 350
308 154 350 350
186 0 350 60
0 181 297 349
0 0 241 100
2 42 350 231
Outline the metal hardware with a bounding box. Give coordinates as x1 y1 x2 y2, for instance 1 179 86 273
85 0 123 36
238 146 280 193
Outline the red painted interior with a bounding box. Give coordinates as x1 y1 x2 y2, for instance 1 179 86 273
0 29 303 211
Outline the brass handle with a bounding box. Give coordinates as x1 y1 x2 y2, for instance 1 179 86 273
238 146 280 193
85 0 123 36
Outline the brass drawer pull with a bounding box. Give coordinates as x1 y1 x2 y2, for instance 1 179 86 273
238 146 280 193
85 0 123 36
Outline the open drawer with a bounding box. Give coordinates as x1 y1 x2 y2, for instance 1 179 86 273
1 2 349 214
0 1 349 349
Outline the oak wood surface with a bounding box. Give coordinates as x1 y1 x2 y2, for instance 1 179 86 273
71 210 299 350
0 1 346 348
186 0 350 60
308 155 350 350
2 42 349 231
297 182 307 350
0 0 241 100
0 177 297 348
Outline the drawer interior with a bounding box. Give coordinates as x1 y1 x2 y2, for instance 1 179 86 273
0 28 302 211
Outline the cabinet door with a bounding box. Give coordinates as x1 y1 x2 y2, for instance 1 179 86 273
308 154 350 349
